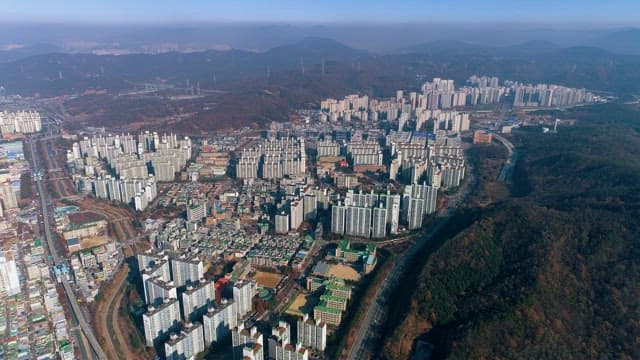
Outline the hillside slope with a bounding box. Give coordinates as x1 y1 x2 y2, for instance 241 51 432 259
385 103 640 359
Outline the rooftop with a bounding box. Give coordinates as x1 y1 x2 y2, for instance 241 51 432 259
314 302 342 315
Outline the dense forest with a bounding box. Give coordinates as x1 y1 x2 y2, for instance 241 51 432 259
385 103 640 359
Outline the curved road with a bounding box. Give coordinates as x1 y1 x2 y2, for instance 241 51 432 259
493 133 517 181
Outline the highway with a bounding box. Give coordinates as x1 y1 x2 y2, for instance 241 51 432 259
27 134 108 360
491 104 517 182
347 160 476 360
493 133 517 182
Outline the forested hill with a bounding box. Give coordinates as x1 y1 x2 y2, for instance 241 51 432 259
385 103 640 359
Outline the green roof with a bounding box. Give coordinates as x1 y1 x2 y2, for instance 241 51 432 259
314 302 342 315
320 294 347 303
326 283 350 292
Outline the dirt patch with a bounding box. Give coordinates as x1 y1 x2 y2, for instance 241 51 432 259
78 235 110 251
285 293 307 317
92 265 128 359
253 271 283 289
328 264 361 281
93 263 152 360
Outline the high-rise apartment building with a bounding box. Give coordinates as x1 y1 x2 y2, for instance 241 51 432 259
164 322 205 360
203 300 237 344
404 183 438 230
143 298 181 347
316 139 341 158
0 110 42 136
331 203 346 235
233 280 256 319
171 257 204 288
275 211 290 234
232 324 263 360
302 193 317 221
290 198 304 230
296 313 327 352
345 206 372 238
145 277 177 306
371 205 388 239
181 279 216 321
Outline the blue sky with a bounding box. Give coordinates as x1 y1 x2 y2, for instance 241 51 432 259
3 0 639 25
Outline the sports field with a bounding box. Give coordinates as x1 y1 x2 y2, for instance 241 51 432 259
253 271 283 288
328 264 361 281
285 293 307 316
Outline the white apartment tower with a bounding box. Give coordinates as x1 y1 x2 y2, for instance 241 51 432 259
171 257 204 287
143 298 181 347
164 322 205 360
181 279 216 321
203 300 237 344
296 313 327 352
233 280 256 319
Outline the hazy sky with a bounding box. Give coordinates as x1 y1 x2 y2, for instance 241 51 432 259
3 0 639 25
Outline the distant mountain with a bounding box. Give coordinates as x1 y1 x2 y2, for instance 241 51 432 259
397 40 493 55
0 37 365 96
263 37 365 59
586 29 640 55
257 37 366 74
0 33 639 99
549 45 617 58
502 40 559 55
397 39 560 56
0 43 62 63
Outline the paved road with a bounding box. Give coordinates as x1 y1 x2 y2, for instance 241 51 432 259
27 134 107 360
493 133 517 181
347 163 476 360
